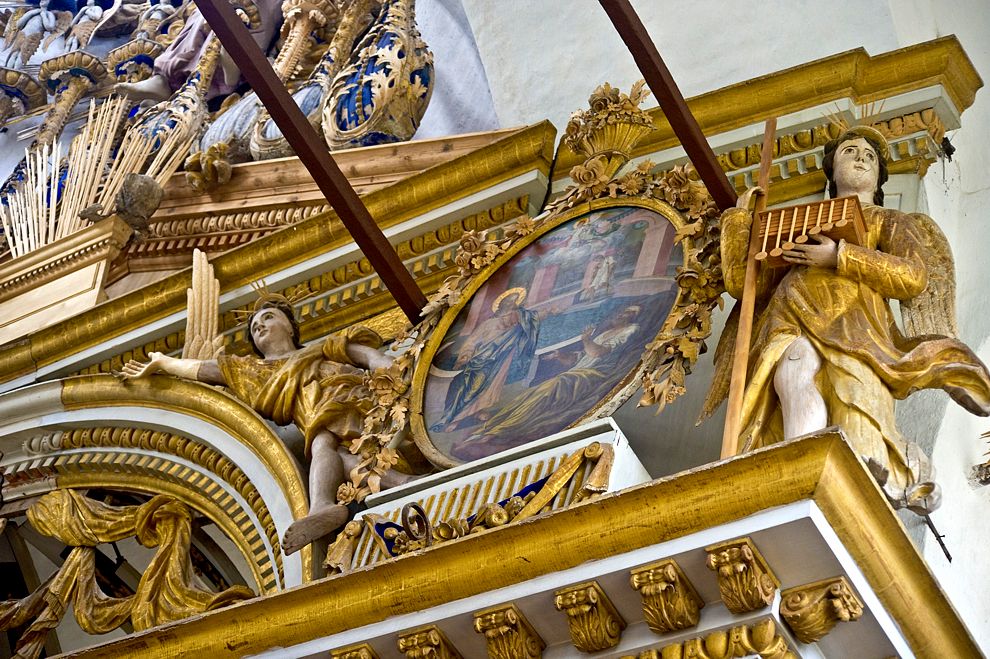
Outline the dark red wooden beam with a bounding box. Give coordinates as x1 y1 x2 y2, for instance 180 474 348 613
193 0 427 321
598 0 738 210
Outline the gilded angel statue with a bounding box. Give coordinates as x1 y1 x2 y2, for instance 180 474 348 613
704 124 990 513
121 250 416 555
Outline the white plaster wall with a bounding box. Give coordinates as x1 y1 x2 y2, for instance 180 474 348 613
886 0 990 649
460 0 901 133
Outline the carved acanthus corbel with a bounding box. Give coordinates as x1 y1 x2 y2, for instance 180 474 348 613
629 559 704 634
396 625 463 659
554 581 626 652
473 604 544 659
330 643 380 659
779 576 863 643
705 537 779 614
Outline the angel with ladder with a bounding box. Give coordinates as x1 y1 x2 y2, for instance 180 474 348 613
707 124 990 514
120 251 418 555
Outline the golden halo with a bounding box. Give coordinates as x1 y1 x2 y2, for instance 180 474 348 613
491 287 527 313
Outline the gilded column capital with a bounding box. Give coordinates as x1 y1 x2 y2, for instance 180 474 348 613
779 576 864 643
705 537 780 614
629 559 704 634
330 643 380 659
554 581 626 653
396 626 463 659
472 603 544 659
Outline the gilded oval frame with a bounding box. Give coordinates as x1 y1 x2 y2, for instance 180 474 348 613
409 196 692 468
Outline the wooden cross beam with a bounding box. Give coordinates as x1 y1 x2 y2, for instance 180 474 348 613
598 0 738 210
192 0 427 322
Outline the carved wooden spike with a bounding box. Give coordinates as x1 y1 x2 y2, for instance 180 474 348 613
652 619 796 659
779 576 864 643
396 625 463 659
554 581 626 653
629 559 704 634
472 603 544 659
705 537 780 614
330 643 381 659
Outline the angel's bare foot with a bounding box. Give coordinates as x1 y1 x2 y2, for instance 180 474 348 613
116 74 172 102
282 503 349 555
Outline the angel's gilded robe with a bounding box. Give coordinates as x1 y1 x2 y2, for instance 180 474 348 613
719 204 990 492
217 326 381 455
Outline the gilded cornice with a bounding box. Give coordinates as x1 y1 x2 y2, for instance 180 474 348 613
70 198 527 378
555 36 981 177
59 432 982 658
0 216 132 303
0 123 553 382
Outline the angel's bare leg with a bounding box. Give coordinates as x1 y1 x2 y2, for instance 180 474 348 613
116 74 172 103
774 336 827 439
339 449 416 489
282 430 348 555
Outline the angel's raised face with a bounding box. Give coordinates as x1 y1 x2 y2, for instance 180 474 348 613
250 306 296 358
832 137 879 200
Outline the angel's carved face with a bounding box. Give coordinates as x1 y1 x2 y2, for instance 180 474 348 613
250 307 295 357
833 137 879 199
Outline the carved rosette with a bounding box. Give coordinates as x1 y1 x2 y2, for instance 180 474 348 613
554 581 626 653
629 559 704 634
396 626 463 659
330 643 381 659
779 576 864 643
652 619 796 659
473 604 544 659
705 538 780 614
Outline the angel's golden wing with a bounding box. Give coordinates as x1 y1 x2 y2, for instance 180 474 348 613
182 248 224 360
901 212 958 338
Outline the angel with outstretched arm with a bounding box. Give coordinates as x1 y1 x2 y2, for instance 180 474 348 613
703 125 990 514
121 251 413 555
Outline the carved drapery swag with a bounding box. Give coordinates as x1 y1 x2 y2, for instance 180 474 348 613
0 490 254 658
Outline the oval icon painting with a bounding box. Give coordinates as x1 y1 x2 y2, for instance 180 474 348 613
419 204 684 464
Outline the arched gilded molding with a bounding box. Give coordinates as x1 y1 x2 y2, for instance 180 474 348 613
0 376 313 585
7 450 275 593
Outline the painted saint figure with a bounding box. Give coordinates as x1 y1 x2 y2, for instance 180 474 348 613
434 287 542 431
452 305 641 460
122 297 410 555
709 125 990 513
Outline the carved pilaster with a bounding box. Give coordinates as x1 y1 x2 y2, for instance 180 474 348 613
705 537 779 614
779 576 864 643
330 643 380 659
554 581 626 653
472 603 544 659
629 559 704 634
397 626 462 659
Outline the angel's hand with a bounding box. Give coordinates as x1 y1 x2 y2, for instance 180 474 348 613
782 234 838 269
735 186 763 211
120 352 166 380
